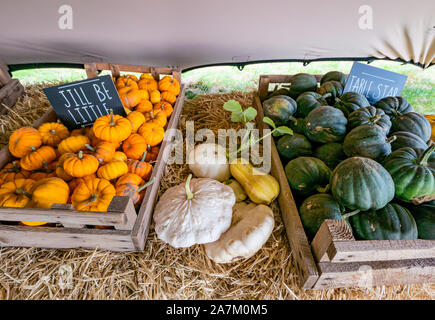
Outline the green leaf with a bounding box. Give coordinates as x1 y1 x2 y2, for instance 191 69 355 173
275 126 293 136
263 117 276 129
231 111 244 122
243 107 257 123
223 100 243 113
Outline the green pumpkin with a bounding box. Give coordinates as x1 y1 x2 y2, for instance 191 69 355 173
330 157 395 211
295 92 328 118
350 203 418 240
374 96 413 120
313 143 346 169
320 71 347 87
264 85 291 100
343 125 394 161
277 133 312 160
348 106 392 134
391 112 432 142
334 92 370 117
288 117 306 134
406 201 435 240
304 106 347 143
286 73 318 98
262 95 297 126
285 157 331 195
318 81 343 105
299 194 345 239
383 145 435 203
390 131 429 152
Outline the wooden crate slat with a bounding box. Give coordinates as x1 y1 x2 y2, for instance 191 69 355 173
253 95 319 289
313 258 435 289
0 79 25 115
0 63 11 86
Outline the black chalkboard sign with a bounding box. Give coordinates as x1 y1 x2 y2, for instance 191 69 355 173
43 75 126 129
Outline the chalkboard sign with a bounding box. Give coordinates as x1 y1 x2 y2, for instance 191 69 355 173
43 75 126 129
343 62 408 105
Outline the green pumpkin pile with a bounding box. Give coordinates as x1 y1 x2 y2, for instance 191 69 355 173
262 71 435 241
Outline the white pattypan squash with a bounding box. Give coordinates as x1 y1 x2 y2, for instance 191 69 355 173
153 174 235 248
188 143 230 182
204 202 274 263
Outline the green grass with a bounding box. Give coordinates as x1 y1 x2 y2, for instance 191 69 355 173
12 61 434 114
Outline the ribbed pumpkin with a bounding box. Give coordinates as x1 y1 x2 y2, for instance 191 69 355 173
112 151 128 162
276 133 312 160
27 177 70 209
0 161 31 185
55 156 74 182
288 117 306 135
126 152 153 179
0 178 35 208
20 146 57 171
262 95 297 126
58 135 90 154
158 76 180 96
138 78 158 91
313 143 346 169
153 101 173 118
318 81 343 105
348 106 392 134
320 71 347 87
161 91 177 104
120 89 149 109
149 90 161 104
71 177 115 212
383 145 435 204
68 174 96 192
374 96 413 120
390 131 429 151
334 92 370 117
115 178 153 205
38 122 69 146
135 100 153 113
284 157 331 195
295 92 328 118
8 127 42 158
144 110 167 127
390 112 432 142
406 200 435 239
126 111 146 133
330 157 395 211
122 134 147 160
350 203 417 240
63 151 99 178
144 145 160 161
85 141 116 164
138 123 165 146
343 125 394 161
286 73 318 98
304 106 347 143
93 109 132 143
115 173 144 187
97 160 128 180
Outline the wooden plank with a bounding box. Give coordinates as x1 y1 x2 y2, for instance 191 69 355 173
84 63 98 78
258 75 270 100
131 86 185 251
313 258 435 289
109 64 121 78
254 94 319 289
311 219 355 262
0 79 25 115
0 225 135 252
0 63 11 86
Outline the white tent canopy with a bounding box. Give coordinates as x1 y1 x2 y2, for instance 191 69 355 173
1 0 434 69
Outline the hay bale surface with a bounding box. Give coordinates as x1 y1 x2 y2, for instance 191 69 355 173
0 85 434 300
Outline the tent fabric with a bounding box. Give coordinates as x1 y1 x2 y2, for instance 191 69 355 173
0 0 434 69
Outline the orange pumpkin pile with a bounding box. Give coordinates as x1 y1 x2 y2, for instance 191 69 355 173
0 72 179 226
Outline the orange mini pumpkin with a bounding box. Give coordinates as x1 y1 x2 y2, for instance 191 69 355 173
115 177 154 205
20 146 57 171
63 151 99 178
85 141 116 164
0 178 35 208
127 111 146 133
160 91 177 104
158 76 180 96
153 101 173 118
97 160 128 180
139 73 154 80
135 100 153 113
116 173 144 188
138 123 165 147
38 122 69 146
138 78 158 92
93 109 132 143
122 134 147 160
144 110 167 127
68 174 96 192
126 152 153 179
58 135 90 154
8 127 42 158
71 177 115 212
144 145 160 162
149 90 161 104
112 151 127 162
120 89 149 109
0 161 31 185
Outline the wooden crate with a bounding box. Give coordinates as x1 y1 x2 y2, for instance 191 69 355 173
254 74 435 289
0 63 184 252
0 63 25 115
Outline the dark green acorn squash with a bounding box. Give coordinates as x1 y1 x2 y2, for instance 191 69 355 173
286 73 318 98
299 193 345 239
304 106 347 143
288 117 306 134
295 92 328 118
374 96 413 120
390 131 429 151
334 92 370 117
343 124 393 161
320 71 347 87
348 106 392 134
391 112 432 142
264 85 291 100
318 81 343 105
313 143 346 169
330 157 395 211
262 95 297 126
406 201 435 240
284 157 331 195
383 145 435 203
350 203 418 240
277 133 312 160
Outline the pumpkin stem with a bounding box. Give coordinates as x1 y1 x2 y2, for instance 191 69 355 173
369 115 382 124
50 129 56 135
84 194 99 206
42 161 53 173
78 150 83 160
109 109 115 126
30 146 37 152
85 144 96 152
185 174 194 200
15 188 32 199
386 135 397 144
141 151 147 162
342 209 360 220
5 161 20 173
137 177 155 192
317 184 330 193
418 144 435 166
